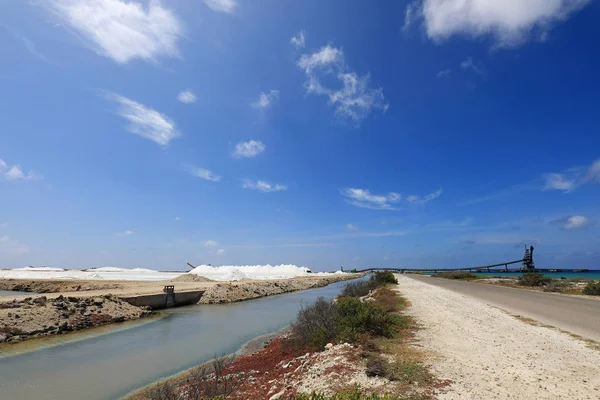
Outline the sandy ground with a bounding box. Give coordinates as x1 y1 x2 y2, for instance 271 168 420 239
0 274 359 302
395 275 600 400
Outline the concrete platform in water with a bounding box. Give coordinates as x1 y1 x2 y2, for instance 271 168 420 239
120 286 204 309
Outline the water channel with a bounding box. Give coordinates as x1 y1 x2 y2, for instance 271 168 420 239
0 279 358 399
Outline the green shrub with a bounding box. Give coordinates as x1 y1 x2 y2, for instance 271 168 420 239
518 273 552 287
296 387 396 400
350 269 358 273
583 281 600 295
371 271 398 284
336 297 396 342
431 271 481 280
292 297 338 349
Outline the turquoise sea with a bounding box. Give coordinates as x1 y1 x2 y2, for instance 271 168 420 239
472 270 600 280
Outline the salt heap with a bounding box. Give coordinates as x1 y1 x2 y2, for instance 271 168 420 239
188 264 342 281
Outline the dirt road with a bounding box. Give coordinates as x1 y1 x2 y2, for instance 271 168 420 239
396 275 600 400
406 274 600 342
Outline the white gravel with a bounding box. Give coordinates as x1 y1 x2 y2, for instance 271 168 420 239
395 275 600 400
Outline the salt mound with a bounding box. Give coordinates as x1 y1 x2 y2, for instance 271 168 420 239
186 264 345 281
87 267 158 273
14 266 65 271
171 274 213 283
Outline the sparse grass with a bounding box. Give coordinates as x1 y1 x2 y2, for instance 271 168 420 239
583 281 600 296
430 271 484 280
296 387 404 399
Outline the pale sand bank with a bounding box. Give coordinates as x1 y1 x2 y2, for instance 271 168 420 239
395 275 600 400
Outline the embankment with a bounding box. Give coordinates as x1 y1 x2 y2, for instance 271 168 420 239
0 295 151 343
0 274 361 344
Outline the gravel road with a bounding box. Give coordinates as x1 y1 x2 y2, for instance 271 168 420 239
396 275 600 400
407 274 600 342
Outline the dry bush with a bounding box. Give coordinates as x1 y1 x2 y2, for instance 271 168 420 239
185 355 239 399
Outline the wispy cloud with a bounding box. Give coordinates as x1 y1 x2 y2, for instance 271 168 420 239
345 224 359 232
216 248 225 255
45 0 183 64
403 2 418 31
404 0 591 47
297 44 388 123
204 0 237 13
252 90 279 109
106 93 181 146
341 188 442 210
0 236 31 255
460 57 484 75
116 230 135 236
186 165 221 182
543 158 600 193
0 158 41 181
341 188 402 210
242 179 287 193
232 140 265 158
203 240 219 248
290 30 305 48
177 90 197 104
406 188 443 205
436 69 451 78
1 24 50 63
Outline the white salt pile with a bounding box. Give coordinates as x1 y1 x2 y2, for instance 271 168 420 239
187 264 346 281
0 267 182 281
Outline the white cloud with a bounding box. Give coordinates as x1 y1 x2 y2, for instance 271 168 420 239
177 90 197 104
341 189 402 210
252 90 279 109
0 236 30 255
403 2 418 31
460 57 484 75
187 166 221 182
203 240 219 248
586 159 600 182
345 224 359 232
406 0 591 47
204 0 237 13
216 248 225 255
242 179 287 193
436 69 451 78
0 158 40 181
107 93 181 146
1 23 50 63
297 45 388 123
341 187 442 210
562 215 589 230
232 140 265 158
543 172 577 192
542 159 600 193
406 188 443 205
175 217 181 220
46 0 183 64
290 31 305 48
116 230 135 236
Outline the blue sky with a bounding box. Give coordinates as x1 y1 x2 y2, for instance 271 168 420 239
1 0 599 271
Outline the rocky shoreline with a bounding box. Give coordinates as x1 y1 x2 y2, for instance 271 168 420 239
0 294 152 343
